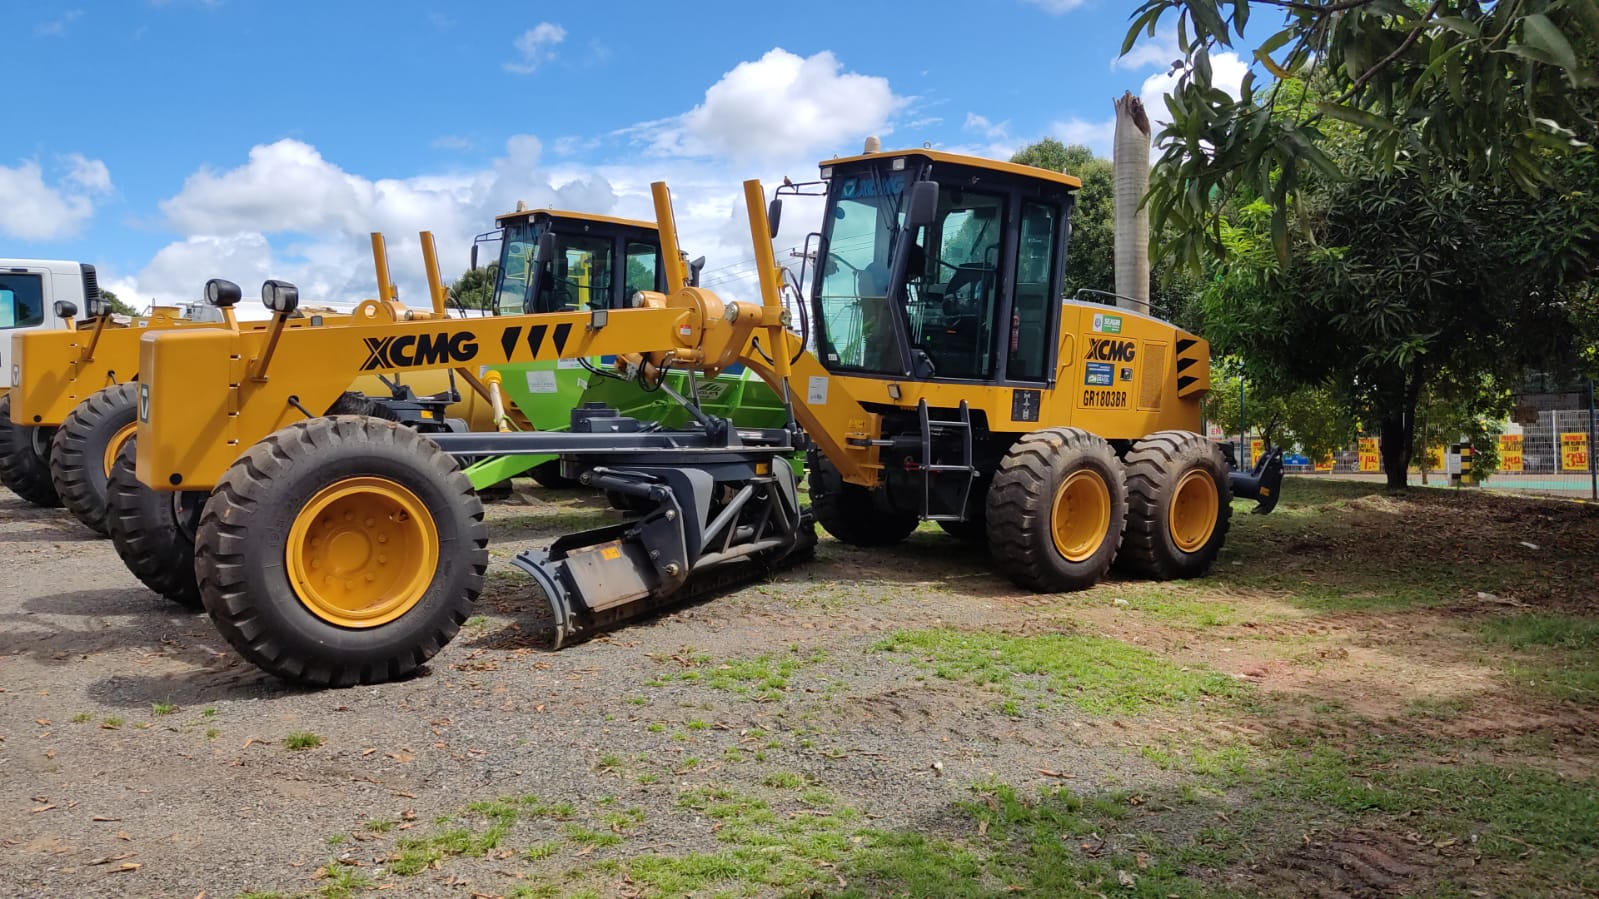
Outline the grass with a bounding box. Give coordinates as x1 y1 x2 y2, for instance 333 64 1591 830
283 732 324 751
151 702 178 716
875 627 1244 714
646 645 826 701
1480 612 1599 703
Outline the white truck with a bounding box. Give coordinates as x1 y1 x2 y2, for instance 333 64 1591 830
0 259 102 505
0 259 102 394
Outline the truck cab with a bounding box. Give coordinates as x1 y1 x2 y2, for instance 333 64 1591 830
0 259 100 394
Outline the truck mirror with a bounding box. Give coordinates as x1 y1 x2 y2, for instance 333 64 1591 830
689 256 706 287
470 244 479 271
906 180 939 228
536 231 558 264
767 198 783 239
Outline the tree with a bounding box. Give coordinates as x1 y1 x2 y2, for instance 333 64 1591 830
99 288 139 317
448 264 498 312
1205 363 1357 463
1126 0 1597 269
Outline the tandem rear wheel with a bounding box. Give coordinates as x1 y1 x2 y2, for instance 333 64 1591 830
105 437 206 608
195 417 488 687
52 383 140 536
0 393 62 508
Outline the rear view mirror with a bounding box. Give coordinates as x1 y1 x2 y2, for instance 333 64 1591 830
689 256 706 288
767 198 783 239
906 180 939 228
470 244 479 271
536 231 558 264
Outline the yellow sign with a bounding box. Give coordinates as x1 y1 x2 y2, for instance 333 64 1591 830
1561 432 1589 472
1250 438 1264 468
1314 455 1333 472
1499 434 1523 472
1358 437 1380 472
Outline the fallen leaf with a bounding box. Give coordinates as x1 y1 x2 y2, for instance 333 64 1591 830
1117 869 1137 887
92 816 121 822
87 853 135 865
117 863 142 873
1038 769 1074 779
31 804 56 813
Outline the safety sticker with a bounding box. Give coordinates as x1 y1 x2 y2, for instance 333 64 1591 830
525 370 559 394
807 375 829 405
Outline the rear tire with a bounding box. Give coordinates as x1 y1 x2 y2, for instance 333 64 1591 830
988 428 1125 592
0 393 62 507
1116 430 1232 579
51 384 140 536
809 453 919 547
530 460 578 489
195 417 488 687
105 438 205 608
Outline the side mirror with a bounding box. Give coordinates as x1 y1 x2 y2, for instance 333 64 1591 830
470 244 479 271
205 279 242 308
54 300 79 320
906 180 939 228
261 279 300 314
767 198 783 239
689 256 706 288
535 231 558 264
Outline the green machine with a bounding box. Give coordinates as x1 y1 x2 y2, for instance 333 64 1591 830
461 208 797 491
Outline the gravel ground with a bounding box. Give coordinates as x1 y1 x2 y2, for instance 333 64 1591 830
0 484 1170 898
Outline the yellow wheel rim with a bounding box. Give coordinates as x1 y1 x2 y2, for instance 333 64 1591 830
1050 469 1111 562
1168 469 1219 553
285 477 439 628
103 422 138 478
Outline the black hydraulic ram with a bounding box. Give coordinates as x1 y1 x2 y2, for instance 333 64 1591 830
427 407 814 646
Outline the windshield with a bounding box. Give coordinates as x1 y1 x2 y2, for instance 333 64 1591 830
494 220 541 315
814 167 909 374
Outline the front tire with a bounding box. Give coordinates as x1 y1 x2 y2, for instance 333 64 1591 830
51 384 140 536
195 417 488 687
0 393 62 507
1117 430 1232 579
105 437 205 607
988 428 1126 592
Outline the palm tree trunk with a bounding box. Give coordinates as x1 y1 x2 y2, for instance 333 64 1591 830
1113 92 1151 315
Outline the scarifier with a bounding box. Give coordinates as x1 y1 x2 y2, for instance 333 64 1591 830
131 147 1283 686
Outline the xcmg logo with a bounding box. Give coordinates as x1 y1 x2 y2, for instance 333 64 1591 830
361 332 479 370
1086 338 1136 363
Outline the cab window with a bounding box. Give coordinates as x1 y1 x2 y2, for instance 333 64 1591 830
1007 201 1059 381
0 274 45 329
535 234 613 312
625 241 659 301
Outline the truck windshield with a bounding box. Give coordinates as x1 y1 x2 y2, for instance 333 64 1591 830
813 167 909 374
494 221 542 315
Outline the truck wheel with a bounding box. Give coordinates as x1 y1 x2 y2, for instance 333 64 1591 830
0 393 62 507
809 454 918 547
51 384 140 536
988 428 1125 592
1117 430 1232 579
105 438 204 608
195 417 488 687
530 460 578 489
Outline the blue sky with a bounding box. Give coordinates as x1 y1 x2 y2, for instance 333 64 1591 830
4 0 1248 308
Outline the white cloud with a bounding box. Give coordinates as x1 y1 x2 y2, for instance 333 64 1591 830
503 22 566 75
1113 28 1182 72
0 155 111 241
119 136 624 305
1021 0 1088 13
626 49 904 165
1048 117 1117 157
35 9 83 37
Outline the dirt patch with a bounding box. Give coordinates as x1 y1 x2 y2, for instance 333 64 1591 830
1232 828 1471 898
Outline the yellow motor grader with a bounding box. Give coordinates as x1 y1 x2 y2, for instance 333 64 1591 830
130 148 1283 686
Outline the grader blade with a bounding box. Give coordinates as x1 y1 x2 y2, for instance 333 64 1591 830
509 462 815 647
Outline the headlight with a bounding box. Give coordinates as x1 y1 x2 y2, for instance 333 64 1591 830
260 279 300 314
205 279 242 307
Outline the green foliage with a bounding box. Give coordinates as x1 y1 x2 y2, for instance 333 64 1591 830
448 263 499 311
283 732 323 750
1206 363 1356 460
99 287 139 317
1012 139 1115 300
1126 0 1599 270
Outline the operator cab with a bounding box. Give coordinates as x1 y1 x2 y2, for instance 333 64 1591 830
1 260 102 392
808 150 1080 386
487 210 669 317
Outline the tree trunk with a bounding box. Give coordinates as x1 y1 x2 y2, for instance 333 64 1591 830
1112 92 1151 315
1377 370 1423 490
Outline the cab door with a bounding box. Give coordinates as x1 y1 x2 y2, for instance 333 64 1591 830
0 266 65 392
